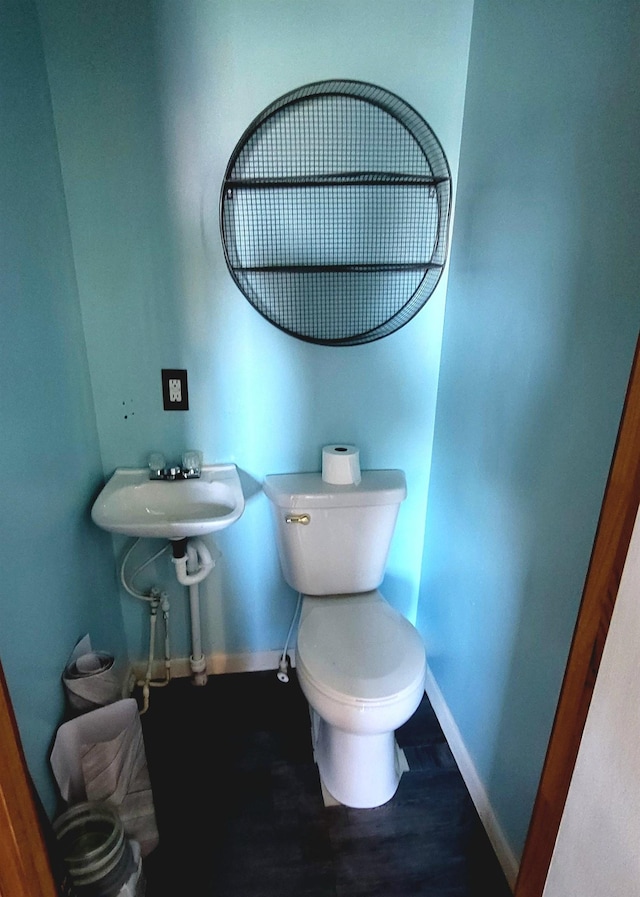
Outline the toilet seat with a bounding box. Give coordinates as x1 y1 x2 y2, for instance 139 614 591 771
296 590 426 707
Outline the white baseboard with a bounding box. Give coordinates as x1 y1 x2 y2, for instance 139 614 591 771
130 649 294 683
425 665 519 890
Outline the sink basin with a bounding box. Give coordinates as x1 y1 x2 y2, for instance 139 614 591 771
91 463 245 539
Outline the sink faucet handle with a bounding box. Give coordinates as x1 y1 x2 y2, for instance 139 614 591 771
182 450 202 473
148 452 166 474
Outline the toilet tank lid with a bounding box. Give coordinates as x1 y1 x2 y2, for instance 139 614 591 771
263 470 406 509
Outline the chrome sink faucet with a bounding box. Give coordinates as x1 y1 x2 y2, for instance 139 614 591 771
148 451 202 480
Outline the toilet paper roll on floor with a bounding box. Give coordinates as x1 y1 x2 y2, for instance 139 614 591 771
63 635 122 714
322 444 361 485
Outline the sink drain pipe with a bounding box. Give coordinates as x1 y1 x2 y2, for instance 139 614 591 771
171 537 215 685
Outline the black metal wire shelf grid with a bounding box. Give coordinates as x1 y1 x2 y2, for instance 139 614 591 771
220 80 452 346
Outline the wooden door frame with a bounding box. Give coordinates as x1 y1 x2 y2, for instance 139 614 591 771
0 338 638 897
515 333 640 896
0 661 57 897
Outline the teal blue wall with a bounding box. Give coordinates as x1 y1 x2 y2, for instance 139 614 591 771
37 0 475 661
6 0 638 863
0 0 127 815
420 0 640 859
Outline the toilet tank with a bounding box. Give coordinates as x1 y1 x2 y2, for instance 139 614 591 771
263 470 406 595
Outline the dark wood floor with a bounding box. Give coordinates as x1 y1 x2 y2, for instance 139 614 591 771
140 670 512 897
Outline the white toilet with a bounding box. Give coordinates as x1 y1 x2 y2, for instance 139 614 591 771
263 468 426 808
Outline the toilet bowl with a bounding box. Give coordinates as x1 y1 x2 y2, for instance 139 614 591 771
296 591 426 808
263 468 426 808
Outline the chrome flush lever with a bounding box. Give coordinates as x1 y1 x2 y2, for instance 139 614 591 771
285 513 310 525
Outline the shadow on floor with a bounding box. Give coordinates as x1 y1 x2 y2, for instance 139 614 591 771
140 671 512 897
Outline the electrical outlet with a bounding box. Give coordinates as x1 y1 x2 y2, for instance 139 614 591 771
168 379 181 403
161 369 189 411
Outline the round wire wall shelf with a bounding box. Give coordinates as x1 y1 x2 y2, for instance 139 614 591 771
220 80 451 346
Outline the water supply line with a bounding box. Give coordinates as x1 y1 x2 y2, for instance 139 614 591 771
277 592 302 684
171 537 216 686
120 540 172 713
121 538 170 601
138 591 171 714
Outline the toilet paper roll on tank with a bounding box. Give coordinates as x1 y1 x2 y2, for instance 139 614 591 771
321 444 361 486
